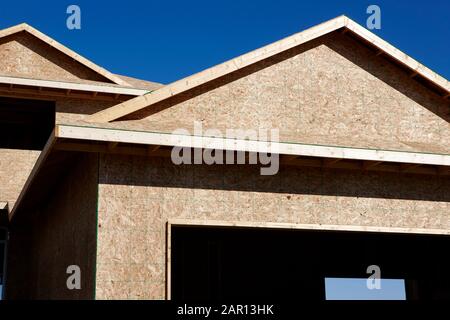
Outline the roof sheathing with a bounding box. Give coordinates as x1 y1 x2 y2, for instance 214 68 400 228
87 15 450 123
0 23 130 87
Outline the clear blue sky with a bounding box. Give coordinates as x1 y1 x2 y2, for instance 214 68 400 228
0 0 448 84
325 278 406 300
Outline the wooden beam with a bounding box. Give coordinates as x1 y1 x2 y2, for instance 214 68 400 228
55 141 171 159
0 75 148 96
168 219 450 236
363 161 383 170
150 145 160 152
283 155 299 162
56 124 450 167
147 144 161 156
322 158 342 167
0 88 128 102
107 141 118 150
400 163 421 172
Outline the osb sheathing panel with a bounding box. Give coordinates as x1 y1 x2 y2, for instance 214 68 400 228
6 153 98 299
55 98 118 123
0 98 115 211
0 149 40 208
0 94 120 123
96 154 450 299
96 32 449 154
0 32 110 83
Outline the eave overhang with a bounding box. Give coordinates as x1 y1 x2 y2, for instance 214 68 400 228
9 124 450 222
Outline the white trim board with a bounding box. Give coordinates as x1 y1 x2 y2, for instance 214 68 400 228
168 219 450 236
0 75 148 96
56 124 450 167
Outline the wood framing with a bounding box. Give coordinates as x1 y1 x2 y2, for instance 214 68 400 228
0 75 148 96
8 130 57 220
88 15 450 122
0 23 130 86
55 124 450 167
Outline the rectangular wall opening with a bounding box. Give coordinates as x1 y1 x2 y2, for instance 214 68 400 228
0 97 55 150
170 224 450 301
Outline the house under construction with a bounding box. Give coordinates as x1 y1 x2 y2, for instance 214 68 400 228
0 16 449 300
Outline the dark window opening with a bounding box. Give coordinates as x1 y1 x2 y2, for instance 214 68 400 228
171 225 450 301
0 97 55 150
0 227 7 300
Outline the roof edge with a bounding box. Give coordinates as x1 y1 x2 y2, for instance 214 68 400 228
0 23 131 87
57 124 450 165
87 15 450 123
9 123 450 221
0 74 149 96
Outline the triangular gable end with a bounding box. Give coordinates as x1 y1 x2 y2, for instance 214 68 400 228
88 15 450 122
0 23 129 86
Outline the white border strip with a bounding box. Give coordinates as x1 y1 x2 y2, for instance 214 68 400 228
0 75 148 96
57 125 450 166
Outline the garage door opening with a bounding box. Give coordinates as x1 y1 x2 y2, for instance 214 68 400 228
170 224 450 301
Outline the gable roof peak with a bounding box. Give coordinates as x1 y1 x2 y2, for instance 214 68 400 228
0 22 131 86
88 15 449 123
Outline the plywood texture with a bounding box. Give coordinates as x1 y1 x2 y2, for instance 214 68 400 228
96 154 450 299
97 32 449 154
56 99 118 123
0 92 123 123
0 31 110 83
0 149 40 209
6 153 98 299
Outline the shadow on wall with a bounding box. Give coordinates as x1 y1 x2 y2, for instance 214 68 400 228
100 154 450 203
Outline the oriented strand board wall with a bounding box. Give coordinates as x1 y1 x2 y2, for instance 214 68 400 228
0 32 110 83
0 149 40 209
6 153 98 299
55 98 118 123
96 154 450 299
0 91 120 215
0 95 116 211
109 32 449 154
